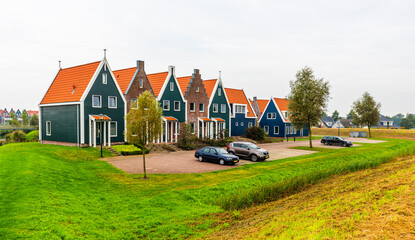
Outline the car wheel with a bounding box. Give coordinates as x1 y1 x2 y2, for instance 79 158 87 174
324 142 328 145
219 159 225 165
198 156 204 162
342 143 347 147
229 151 235 155
251 154 258 162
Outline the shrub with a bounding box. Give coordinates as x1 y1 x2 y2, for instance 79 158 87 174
177 123 197 150
112 144 149 156
245 126 266 141
26 130 39 142
5 133 12 142
161 144 177 152
13 131 26 142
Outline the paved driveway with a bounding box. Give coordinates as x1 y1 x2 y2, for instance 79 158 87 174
104 137 384 174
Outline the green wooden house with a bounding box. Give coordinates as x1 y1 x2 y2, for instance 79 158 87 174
39 55 126 147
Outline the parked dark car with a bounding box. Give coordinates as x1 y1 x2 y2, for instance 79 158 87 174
194 146 239 165
227 142 269 162
321 136 353 147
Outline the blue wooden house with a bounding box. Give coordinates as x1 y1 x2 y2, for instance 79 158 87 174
39 53 126 147
255 97 309 138
225 88 257 136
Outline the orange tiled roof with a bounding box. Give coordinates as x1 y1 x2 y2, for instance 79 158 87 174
203 79 217 98
91 115 111 121
163 116 177 121
199 117 211 121
147 72 168 97
26 110 39 116
177 76 191 96
213 118 225 122
225 88 256 117
274 98 289 111
256 99 269 113
40 61 101 104
113 67 137 94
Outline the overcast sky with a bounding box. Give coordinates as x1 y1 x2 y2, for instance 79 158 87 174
1 0 414 117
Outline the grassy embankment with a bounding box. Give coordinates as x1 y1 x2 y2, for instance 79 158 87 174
1 139 415 239
313 127 415 140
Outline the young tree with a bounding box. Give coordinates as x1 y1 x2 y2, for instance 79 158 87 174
331 110 340 121
288 66 330 148
10 112 20 126
21 111 29 126
30 114 39 128
347 110 354 119
125 91 162 179
351 92 381 138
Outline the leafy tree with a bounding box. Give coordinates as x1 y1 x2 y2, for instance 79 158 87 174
347 110 354 119
288 66 330 148
30 114 39 127
400 114 415 129
331 110 340 121
351 92 381 138
125 91 162 179
392 113 404 126
10 112 20 126
21 111 29 126
245 126 266 141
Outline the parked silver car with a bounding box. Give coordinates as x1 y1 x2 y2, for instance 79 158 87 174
227 142 269 162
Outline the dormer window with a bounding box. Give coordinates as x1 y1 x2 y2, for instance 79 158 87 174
139 78 143 88
103 73 107 84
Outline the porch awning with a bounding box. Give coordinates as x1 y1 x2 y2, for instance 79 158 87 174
212 118 225 122
162 116 178 121
199 117 212 122
90 114 111 121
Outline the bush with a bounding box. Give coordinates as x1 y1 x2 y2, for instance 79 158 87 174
5 133 12 142
177 123 197 150
26 130 39 142
245 126 266 141
112 144 149 156
161 144 177 152
13 131 26 142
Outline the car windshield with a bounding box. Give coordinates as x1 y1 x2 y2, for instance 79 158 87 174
217 148 228 154
246 143 260 149
337 137 344 140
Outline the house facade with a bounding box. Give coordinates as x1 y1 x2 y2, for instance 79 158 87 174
225 88 257 136
39 56 126 147
319 116 334 128
257 97 308 138
203 75 231 138
177 69 210 138
147 66 186 143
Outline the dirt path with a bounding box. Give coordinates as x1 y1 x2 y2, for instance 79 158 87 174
201 156 415 239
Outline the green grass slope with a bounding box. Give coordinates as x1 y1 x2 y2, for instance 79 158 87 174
1 140 415 239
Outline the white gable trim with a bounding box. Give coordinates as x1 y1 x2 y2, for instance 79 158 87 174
157 65 186 103
273 98 289 123
124 68 139 95
258 98 273 123
39 101 81 107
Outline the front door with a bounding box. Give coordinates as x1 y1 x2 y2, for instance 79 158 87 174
96 122 102 145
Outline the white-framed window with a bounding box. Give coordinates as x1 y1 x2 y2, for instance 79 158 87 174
110 121 117 137
286 127 289 135
103 73 107 84
267 112 276 119
104 64 107 71
170 82 174 91
221 104 226 113
284 112 289 118
196 87 199 92
235 122 239 126
190 123 195 134
291 126 294 134
274 126 279 134
92 95 102 108
108 96 117 108
213 103 218 113
174 101 180 111
248 122 253 128
131 98 138 109
236 105 246 113
199 103 204 112
218 88 222 96
163 100 170 110
241 122 244 126
46 121 51 136
264 126 269 134
190 102 195 112
139 78 143 88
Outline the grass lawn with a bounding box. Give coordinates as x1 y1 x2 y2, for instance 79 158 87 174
1 139 415 239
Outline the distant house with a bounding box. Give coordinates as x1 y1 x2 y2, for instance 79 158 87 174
250 97 268 120
26 110 39 118
319 116 334 128
224 88 257 136
333 119 355 128
39 56 126 147
377 114 399 128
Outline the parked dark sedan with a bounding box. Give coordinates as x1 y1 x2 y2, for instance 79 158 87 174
321 136 353 147
195 146 239 165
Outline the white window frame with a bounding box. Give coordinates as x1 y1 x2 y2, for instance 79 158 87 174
139 78 143 88
46 121 51 136
102 73 107 84
92 95 102 108
248 122 253 128
174 101 180 111
170 82 174 91
274 126 279 134
264 126 269 134
131 98 138 109
267 112 276 119
286 127 289 134
213 103 218 113
108 96 117 109
235 122 239 126
218 88 222 96
190 122 195 134
221 104 226 113
241 122 244 126
195 86 199 92
190 102 195 112
163 100 170 111
110 121 117 137
199 103 204 112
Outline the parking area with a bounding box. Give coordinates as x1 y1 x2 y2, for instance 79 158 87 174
104 137 385 174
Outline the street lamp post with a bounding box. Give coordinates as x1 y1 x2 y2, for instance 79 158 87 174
338 122 340 137
100 114 103 158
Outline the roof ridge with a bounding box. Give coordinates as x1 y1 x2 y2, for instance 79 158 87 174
225 87 242 91
113 66 136 72
61 61 101 70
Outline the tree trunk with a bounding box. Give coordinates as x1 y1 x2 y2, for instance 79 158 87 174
143 148 147 178
309 123 313 148
368 124 372 138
